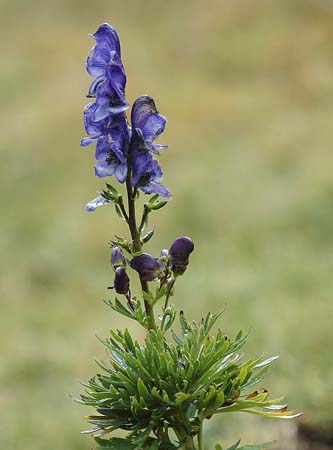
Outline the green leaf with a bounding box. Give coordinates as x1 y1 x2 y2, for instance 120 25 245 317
106 298 136 320
124 329 136 355
142 290 154 303
95 437 136 450
160 306 176 332
186 402 196 418
253 356 279 369
101 190 116 202
155 284 168 301
225 440 241 450
141 228 155 244
137 378 153 403
150 200 168 210
105 183 119 195
148 194 159 206
236 441 277 450
115 203 126 220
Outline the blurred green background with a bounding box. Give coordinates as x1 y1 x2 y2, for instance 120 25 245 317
1 0 333 448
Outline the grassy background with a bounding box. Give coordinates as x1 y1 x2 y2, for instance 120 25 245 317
1 0 333 448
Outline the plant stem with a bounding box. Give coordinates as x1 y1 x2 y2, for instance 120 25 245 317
125 163 156 330
117 195 129 222
174 427 196 450
163 278 176 311
198 422 204 450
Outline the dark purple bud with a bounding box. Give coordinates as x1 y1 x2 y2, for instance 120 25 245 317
130 253 160 281
114 267 130 294
169 236 194 275
111 246 126 268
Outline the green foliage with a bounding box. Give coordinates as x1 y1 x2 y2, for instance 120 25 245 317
77 312 298 449
222 441 276 450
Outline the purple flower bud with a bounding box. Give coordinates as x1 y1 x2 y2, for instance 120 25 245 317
158 249 169 269
114 267 130 294
130 253 160 281
169 236 194 275
160 249 169 259
111 246 126 268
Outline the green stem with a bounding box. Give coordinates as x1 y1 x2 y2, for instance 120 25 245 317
174 427 196 450
198 422 204 450
125 163 156 330
117 195 129 222
163 278 176 311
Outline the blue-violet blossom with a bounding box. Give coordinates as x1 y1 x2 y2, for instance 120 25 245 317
82 23 170 212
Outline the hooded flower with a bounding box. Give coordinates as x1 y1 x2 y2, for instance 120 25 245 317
94 114 130 182
86 23 129 118
129 96 170 196
130 253 161 282
132 154 171 197
131 95 167 156
169 236 194 275
111 246 126 268
113 267 130 295
86 23 122 78
82 106 130 183
92 67 129 121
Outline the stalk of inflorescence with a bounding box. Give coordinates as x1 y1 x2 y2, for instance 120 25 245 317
124 159 156 330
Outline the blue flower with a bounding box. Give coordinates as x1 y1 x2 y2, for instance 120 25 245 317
92 67 129 121
94 114 130 183
85 195 110 212
86 23 122 78
81 105 130 183
86 23 129 120
86 23 123 93
169 236 194 275
81 102 109 147
130 95 170 197
131 95 167 156
82 25 171 200
111 246 126 268
132 153 171 197
130 253 161 281
113 267 130 295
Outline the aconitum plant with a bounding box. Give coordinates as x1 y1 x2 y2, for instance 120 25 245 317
75 23 301 450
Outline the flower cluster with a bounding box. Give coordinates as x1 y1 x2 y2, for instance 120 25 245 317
81 24 170 211
110 236 194 297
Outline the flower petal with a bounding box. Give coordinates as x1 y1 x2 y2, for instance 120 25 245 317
146 180 171 197
87 75 105 98
85 195 110 212
86 23 122 77
95 136 110 160
83 102 108 136
114 164 128 183
81 136 98 147
131 95 166 144
94 161 116 178
92 23 121 60
94 78 129 121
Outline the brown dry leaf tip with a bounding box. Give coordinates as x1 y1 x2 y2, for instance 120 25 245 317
246 391 259 399
276 405 289 413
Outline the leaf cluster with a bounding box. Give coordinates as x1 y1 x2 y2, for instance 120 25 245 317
76 312 298 449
